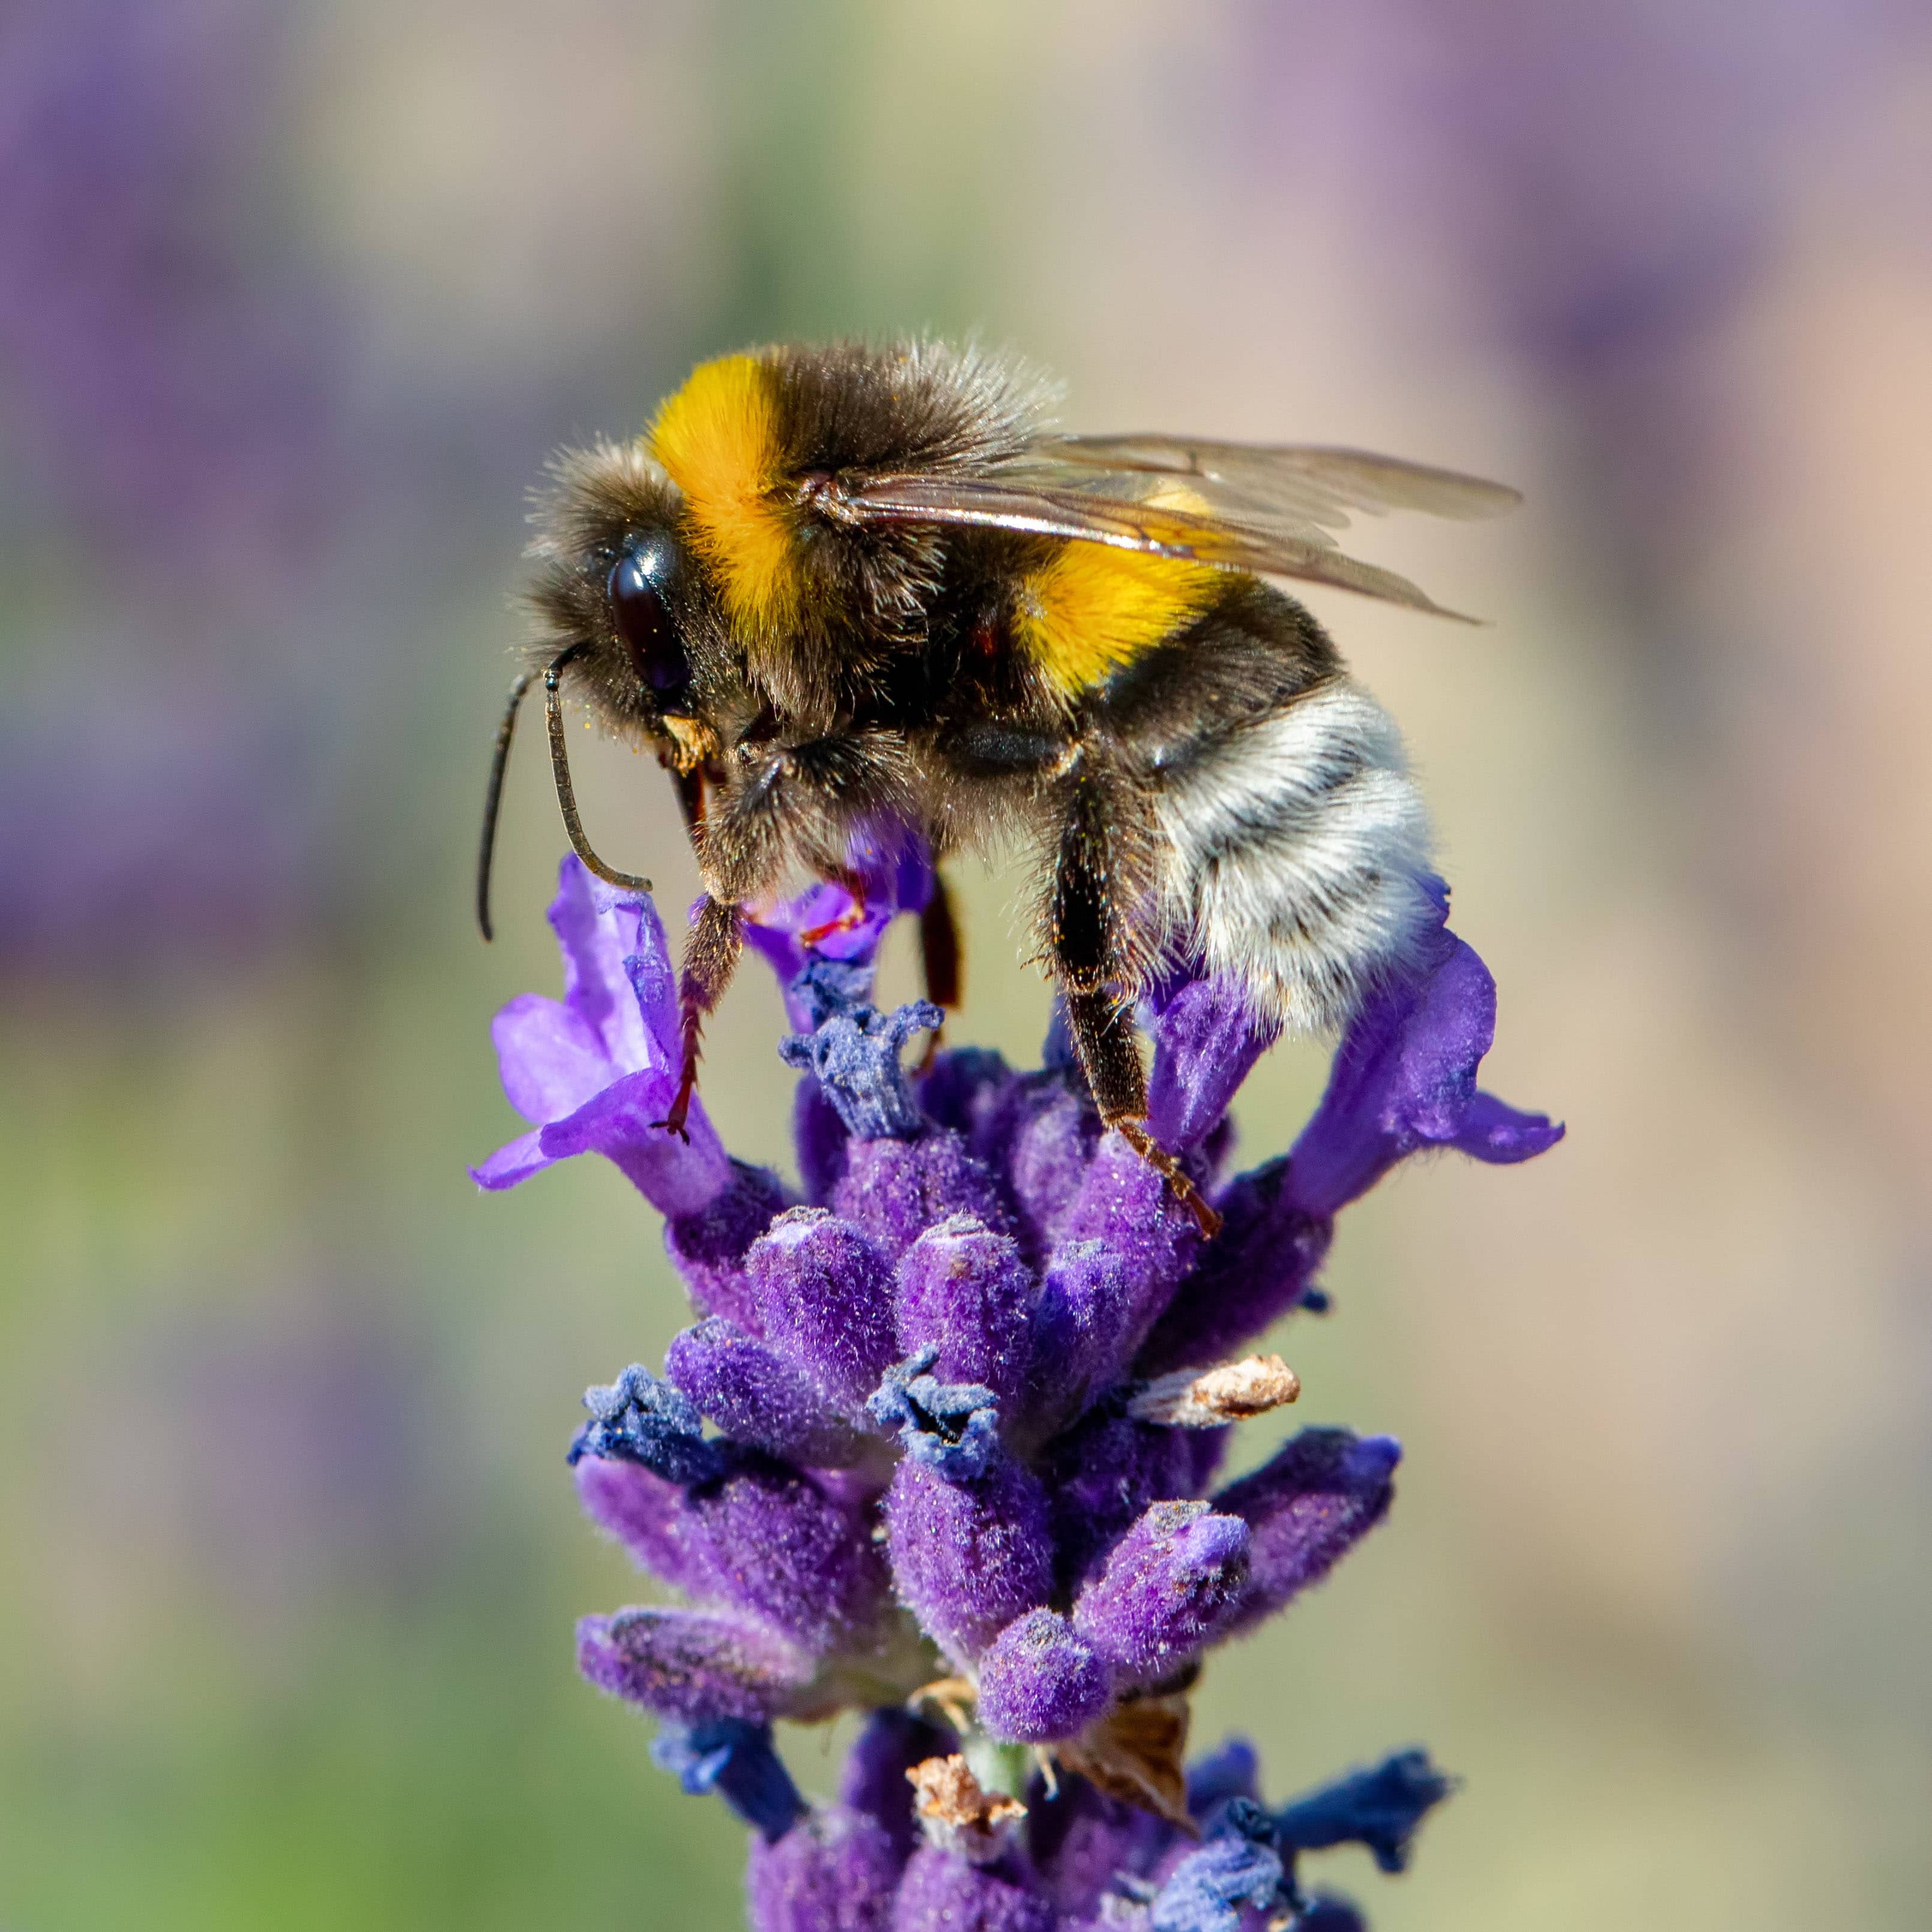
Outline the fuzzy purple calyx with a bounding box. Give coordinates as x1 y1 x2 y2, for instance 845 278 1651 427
893 1216 1037 1403
576 1607 811 1725
976 1608 1111 1743
1213 1430 1401 1634
746 1805 902 1932
883 1447 1054 1664
1071 1500 1251 1688
667 1317 872 1469
747 1208 898 1413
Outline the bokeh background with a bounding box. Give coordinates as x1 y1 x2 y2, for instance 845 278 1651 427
4 4 1930 1927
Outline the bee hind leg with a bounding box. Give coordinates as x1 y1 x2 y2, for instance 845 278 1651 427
1061 986 1221 1240
657 893 743 1140
1049 768 1220 1239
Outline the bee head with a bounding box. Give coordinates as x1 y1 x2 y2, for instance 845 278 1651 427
478 440 752 941
525 438 735 767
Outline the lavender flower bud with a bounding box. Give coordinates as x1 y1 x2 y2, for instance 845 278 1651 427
1213 1432 1400 1634
668 1317 872 1469
1072 1502 1251 1689
893 1217 1037 1402
830 1131 1012 1262
576 1607 811 1724
749 1209 898 1413
977 1609 1112 1743
883 1448 1054 1664
746 1807 900 1932
893 1846 1057 1932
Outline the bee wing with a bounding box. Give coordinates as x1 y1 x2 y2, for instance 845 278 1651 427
1028 435 1522 527
839 440 1518 621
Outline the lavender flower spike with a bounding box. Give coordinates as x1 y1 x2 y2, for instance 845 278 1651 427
478 830 1560 1930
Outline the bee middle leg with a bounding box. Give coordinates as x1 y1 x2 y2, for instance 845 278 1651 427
657 892 743 1140
1049 762 1221 1239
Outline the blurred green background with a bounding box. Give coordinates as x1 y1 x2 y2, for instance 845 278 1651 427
4 4 1930 1927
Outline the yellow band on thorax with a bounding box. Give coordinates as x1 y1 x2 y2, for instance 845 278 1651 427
648 354 800 638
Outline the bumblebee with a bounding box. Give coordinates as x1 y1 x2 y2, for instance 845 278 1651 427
478 340 1518 1233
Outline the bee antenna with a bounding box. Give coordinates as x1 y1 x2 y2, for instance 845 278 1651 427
477 668 537 943
542 653 655 901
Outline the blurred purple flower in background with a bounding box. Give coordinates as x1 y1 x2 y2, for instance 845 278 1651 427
477 850 1559 1928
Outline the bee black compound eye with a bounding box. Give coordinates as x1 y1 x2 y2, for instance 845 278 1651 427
608 537 691 708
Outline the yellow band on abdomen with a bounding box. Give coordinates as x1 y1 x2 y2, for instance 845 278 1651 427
1013 542 1225 700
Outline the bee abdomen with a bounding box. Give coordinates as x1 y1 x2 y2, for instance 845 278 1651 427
1153 678 1436 1034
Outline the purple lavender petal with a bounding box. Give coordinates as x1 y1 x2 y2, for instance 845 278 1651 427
576 1607 812 1724
666 1163 792 1330
476 862 739 1215
487 994 614 1125
883 1449 1054 1665
1143 974 1280 1155
1286 916 1562 1218
892 1848 1057 1932
747 1807 901 1932
893 1217 1037 1403
548 860 659 1067
469 1126 552 1192
1271 1749 1454 1874
841 1708 961 1866
668 1318 872 1469
743 829 934 1028
977 1609 1112 1743
1071 1502 1251 1690
1213 1432 1401 1635
830 1133 1011 1263
749 1210 899 1413
1135 1161 1333 1374
654 1717 807 1843
536 1066 734 1217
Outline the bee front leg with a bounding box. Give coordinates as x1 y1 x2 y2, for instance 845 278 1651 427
1049 767 1221 1240
657 893 743 1141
